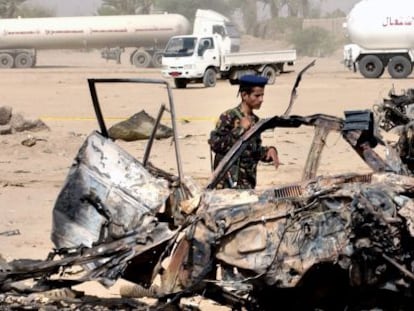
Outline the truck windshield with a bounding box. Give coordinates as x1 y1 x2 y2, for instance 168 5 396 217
164 37 196 57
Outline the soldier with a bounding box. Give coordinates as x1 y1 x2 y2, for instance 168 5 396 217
208 74 279 189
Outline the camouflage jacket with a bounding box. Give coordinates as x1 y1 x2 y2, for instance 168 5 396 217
208 104 273 189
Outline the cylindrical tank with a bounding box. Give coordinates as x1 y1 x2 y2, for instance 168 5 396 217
345 0 414 50
0 14 191 50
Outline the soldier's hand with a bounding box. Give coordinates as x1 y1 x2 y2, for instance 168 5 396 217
266 147 279 169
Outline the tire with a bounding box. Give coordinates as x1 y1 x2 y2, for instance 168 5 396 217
14 53 34 68
151 51 163 68
261 66 277 84
203 68 217 87
131 50 151 68
387 55 412 79
358 55 384 78
276 63 284 73
174 78 188 89
0 53 13 68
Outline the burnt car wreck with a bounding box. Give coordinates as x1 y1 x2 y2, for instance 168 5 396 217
3 76 414 310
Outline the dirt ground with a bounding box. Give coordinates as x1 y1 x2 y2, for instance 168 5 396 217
1 42 414 308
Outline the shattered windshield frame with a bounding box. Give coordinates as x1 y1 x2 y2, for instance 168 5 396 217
87 77 185 183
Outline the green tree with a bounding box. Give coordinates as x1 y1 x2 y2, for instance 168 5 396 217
289 26 337 56
18 4 54 17
0 0 26 18
226 0 256 33
155 0 233 23
264 0 326 18
324 9 346 18
97 0 153 15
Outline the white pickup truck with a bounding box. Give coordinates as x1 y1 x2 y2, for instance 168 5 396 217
161 34 296 88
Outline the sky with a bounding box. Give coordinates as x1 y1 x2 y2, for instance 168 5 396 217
26 0 361 17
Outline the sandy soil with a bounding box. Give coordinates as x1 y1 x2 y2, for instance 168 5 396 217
1 44 414 308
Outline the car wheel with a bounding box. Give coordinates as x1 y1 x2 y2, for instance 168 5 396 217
203 68 217 87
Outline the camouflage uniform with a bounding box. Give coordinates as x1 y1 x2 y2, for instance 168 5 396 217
208 104 273 189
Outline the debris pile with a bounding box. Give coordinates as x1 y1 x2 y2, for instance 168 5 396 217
4 80 414 310
374 88 414 172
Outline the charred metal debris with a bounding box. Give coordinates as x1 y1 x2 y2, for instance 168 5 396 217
3 76 414 310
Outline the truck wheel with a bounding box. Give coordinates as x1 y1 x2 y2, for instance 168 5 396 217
174 78 188 89
14 53 34 68
203 68 217 87
151 51 163 68
262 66 277 84
0 53 13 68
131 50 151 68
387 56 412 79
358 55 384 78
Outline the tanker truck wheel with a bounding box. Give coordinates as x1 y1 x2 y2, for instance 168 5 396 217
14 53 34 68
358 55 384 78
0 53 14 68
151 51 163 68
387 56 412 79
131 50 151 68
261 66 277 84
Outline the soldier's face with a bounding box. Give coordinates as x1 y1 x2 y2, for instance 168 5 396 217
243 87 265 110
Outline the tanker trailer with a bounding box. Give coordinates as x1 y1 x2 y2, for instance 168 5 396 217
0 13 191 68
343 0 414 79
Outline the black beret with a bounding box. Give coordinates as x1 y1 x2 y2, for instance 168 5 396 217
230 74 268 87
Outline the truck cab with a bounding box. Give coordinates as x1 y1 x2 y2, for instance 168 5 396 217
161 35 222 88
193 9 240 52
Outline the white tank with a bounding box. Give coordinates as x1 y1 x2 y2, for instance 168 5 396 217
345 0 414 50
0 14 191 50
